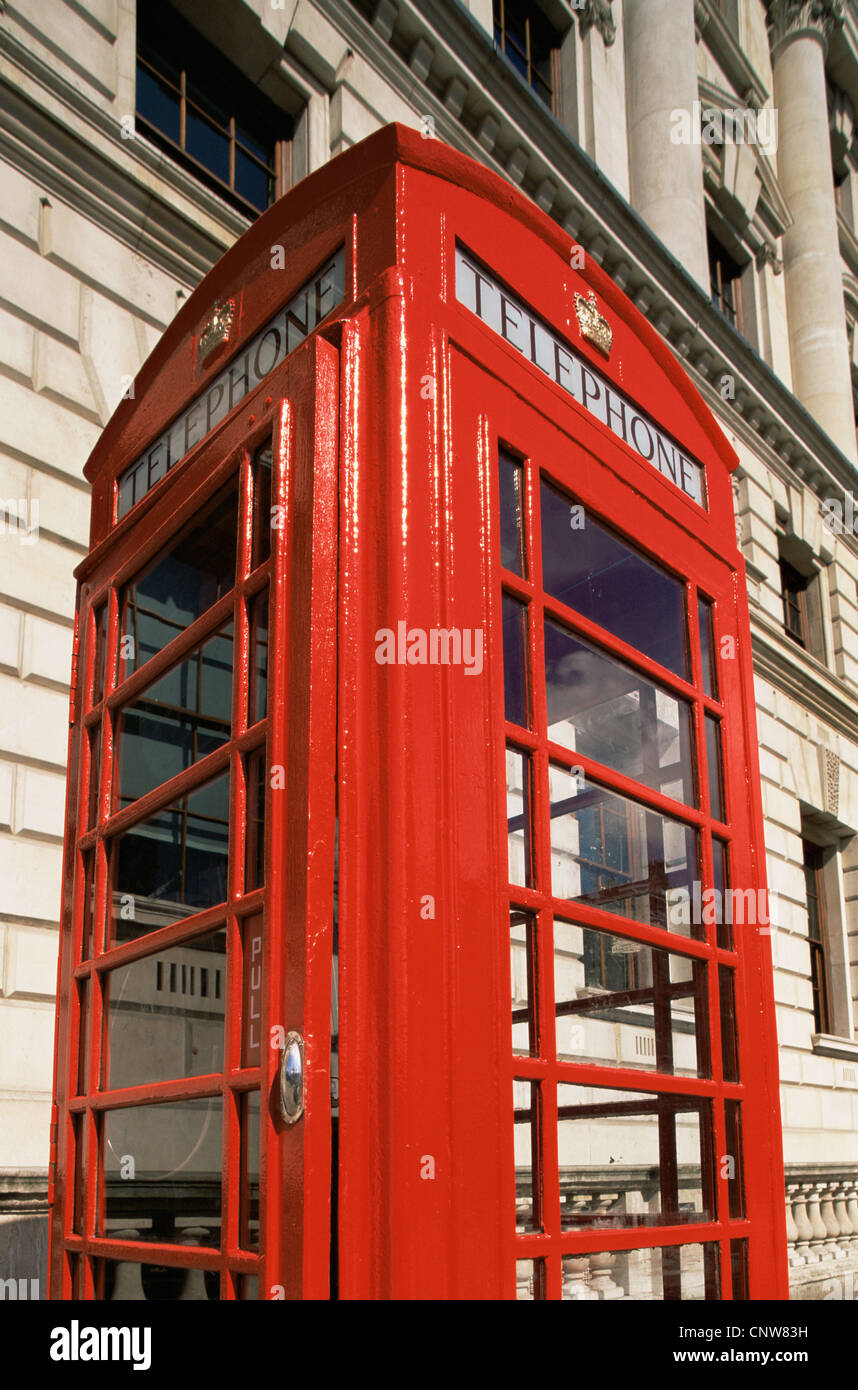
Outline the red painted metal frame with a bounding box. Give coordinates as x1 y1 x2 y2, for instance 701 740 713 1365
49 123 788 1301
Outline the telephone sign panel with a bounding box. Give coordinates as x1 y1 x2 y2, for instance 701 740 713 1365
48 124 788 1301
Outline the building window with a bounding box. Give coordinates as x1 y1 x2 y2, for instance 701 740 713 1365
493 0 558 112
135 0 292 217
803 841 831 1035
780 558 809 647
708 230 745 335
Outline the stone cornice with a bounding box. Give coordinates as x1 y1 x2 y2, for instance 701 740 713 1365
767 0 846 58
750 612 858 739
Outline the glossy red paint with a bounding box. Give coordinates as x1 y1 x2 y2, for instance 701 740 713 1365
49 123 788 1301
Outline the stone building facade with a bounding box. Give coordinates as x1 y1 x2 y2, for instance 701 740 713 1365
1 0 857 1298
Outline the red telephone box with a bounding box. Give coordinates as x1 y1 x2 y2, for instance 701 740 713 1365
48 123 788 1301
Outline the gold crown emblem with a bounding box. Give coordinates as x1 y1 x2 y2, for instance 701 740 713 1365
199 299 236 365
574 291 613 356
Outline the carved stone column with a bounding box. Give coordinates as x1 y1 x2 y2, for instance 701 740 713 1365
793 1184 817 1261
845 1180 858 1250
785 1184 803 1265
819 1182 846 1258
768 1 858 463
805 1182 829 1260
625 0 710 290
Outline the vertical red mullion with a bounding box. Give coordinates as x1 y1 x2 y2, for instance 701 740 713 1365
84 586 118 1294
689 581 733 1298
524 442 561 1299
266 396 294 1297
223 447 253 1293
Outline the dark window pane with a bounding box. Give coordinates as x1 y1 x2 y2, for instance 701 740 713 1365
244 750 266 892
549 764 700 937
713 837 731 949
120 485 237 678
706 715 725 822
730 1240 749 1300
186 107 230 183
545 618 695 804
498 449 525 575
101 1098 222 1248
718 966 740 1082
136 63 181 143
116 626 233 807
248 593 269 725
251 447 272 570
235 149 271 214
554 919 710 1077
698 596 717 699
240 1091 260 1251
99 1258 219 1300
93 603 108 704
111 773 230 941
87 724 102 828
541 481 688 678
502 592 529 727
105 929 226 1089
558 1082 713 1228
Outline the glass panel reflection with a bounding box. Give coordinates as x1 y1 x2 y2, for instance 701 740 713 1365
503 593 529 728
706 716 725 822
104 930 226 1089
561 1242 719 1301
510 909 537 1056
549 764 699 936
240 1091 259 1252
119 485 237 679
498 449 525 576
541 480 688 678
545 619 695 804
557 1082 712 1229
111 774 230 941
248 591 268 725
251 447 272 571
698 596 717 700
553 921 709 1076
513 1078 542 1232
516 1259 545 1300
507 748 532 887
115 627 233 807
101 1097 222 1248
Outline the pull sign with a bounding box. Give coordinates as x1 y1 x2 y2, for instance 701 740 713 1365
279 1032 305 1125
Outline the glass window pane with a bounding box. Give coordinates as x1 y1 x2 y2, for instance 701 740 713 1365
503 593 529 728
510 909 537 1056
104 929 226 1089
244 750 266 892
730 1239 749 1300
119 484 237 678
557 1082 713 1229
251 447 272 570
235 148 271 212
719 966 740 1082
110 773 230 942
101 1097 223 1247
713 838 731 949
240 1091 260 1251
549 764 700 937
545 619 695 804
93 604 108 704
136 64 181 144
724 1101 745 1219
541 480 688 678
506 748 533 887
185 106 230 183
115 626 233 808
498 448 525 575
87 724 102 828
562 1242 719 1301
80 848 96 960
513 1078 542 1232
553 920 709 1077
249 592 269 726
516 1259 545 1300
698 596 717 699
706 715 725 822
